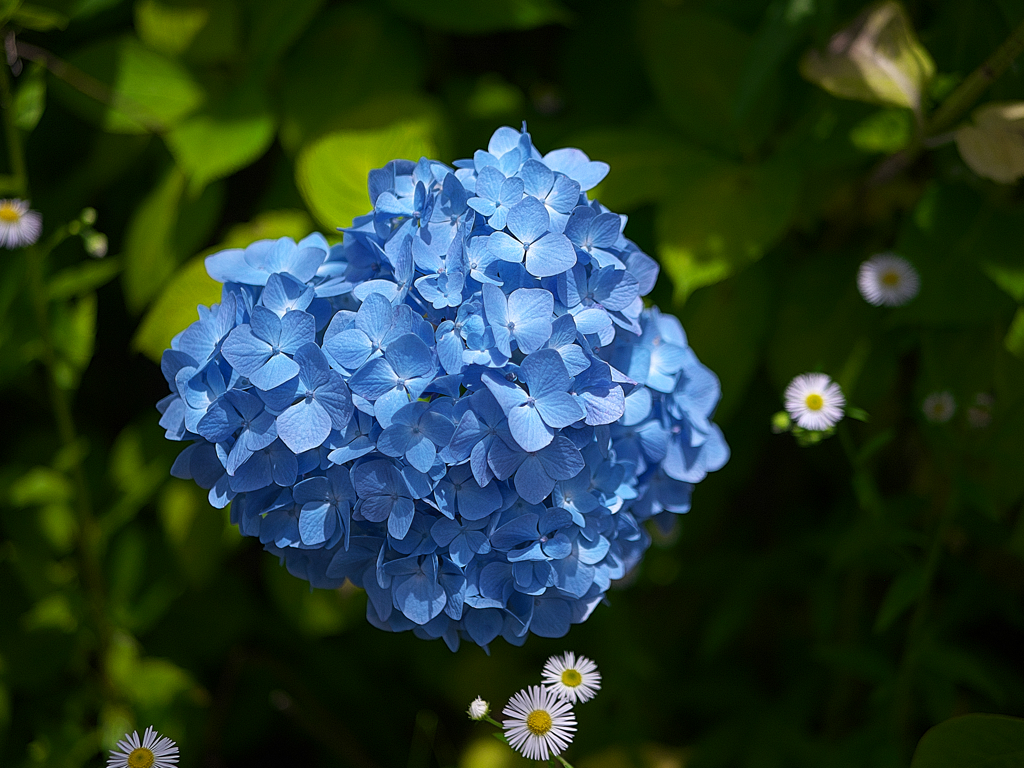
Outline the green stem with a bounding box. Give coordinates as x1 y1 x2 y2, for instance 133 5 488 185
482 715 504 729
554 755 575 768
0 43 27 198
870 16 1024 184
26 230 114 702
926 16 1024 135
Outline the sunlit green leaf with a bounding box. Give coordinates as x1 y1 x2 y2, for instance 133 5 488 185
21 593 77 633
134 0 240 62
165 81 276 191
384 0 568 33
50 294 96 389
911 714 1024 768
107 632 195 706
121 166 186 313
296 111 439 230
54 35 204 133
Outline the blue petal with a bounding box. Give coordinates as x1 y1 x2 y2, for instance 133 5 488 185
508 403 553 452
525 232 576 278
506 196 549 245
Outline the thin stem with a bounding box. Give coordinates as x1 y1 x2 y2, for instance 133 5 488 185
0 44 27 197
869 16 1024 185
554 754 575 768
926 16 1024 135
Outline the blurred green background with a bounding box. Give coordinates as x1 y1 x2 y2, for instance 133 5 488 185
2 0 1024 765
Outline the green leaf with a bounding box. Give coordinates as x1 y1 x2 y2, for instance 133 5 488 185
911 714 1024 768
50 294 96 389
159 480 225 586
107 632 195 706
134 0 240 63
12 3 67 30
983 261 1024 303
874 565 926 632
121 166 186 313
278 5 423 152
656 156 799 300
22 594 77 633
12 63 46 131
849 107 915 153
384 0 568 33
165 81 276 191
296 113 439 230
246 0 325 74
639 2 777 154
1006 308 1024 359
54 35 204 133
49 257 121 300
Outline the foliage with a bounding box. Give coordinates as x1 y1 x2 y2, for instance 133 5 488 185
1 0 1023 767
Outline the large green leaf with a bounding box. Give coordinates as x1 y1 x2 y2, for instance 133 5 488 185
278 5 423 152
53 35 204 133
638 1 778 154
165 81 276 191
296 113 439 230
655 156 799 300
384 0 568 33
134 0 240 63
911 714 1024 768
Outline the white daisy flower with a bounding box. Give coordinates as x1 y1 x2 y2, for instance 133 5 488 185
503 685 576 762
467 696 489 720
542 651 602 703
784 373 845 431
0 199 42 248
856 253 919 306
967 392 993 428
107 726 179 768
922 391 956 423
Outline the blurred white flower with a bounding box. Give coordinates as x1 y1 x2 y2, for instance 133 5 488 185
785 373 845 431
468 696 489 720
0 199 42 248
922 391 956 423
857 253 920 306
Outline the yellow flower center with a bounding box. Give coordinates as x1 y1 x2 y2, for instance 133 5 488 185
127 748 155 768
0 204 21 223
880 270 900 287
804 393 824 411
526 709 553 736
561 669 582 687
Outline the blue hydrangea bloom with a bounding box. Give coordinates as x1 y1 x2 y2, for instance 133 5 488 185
158 124 728 651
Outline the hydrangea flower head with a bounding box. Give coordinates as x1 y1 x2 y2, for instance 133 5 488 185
107 726 178 768
0 199 42 248
157 125 728 650
784 373 845 430
857 253 919 306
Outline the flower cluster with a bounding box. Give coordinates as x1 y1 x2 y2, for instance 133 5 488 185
158 125 728 649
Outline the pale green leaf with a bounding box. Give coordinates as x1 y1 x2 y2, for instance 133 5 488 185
296 115 439 230
849 107 914 153
49 257 121 300
12 3 67 30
